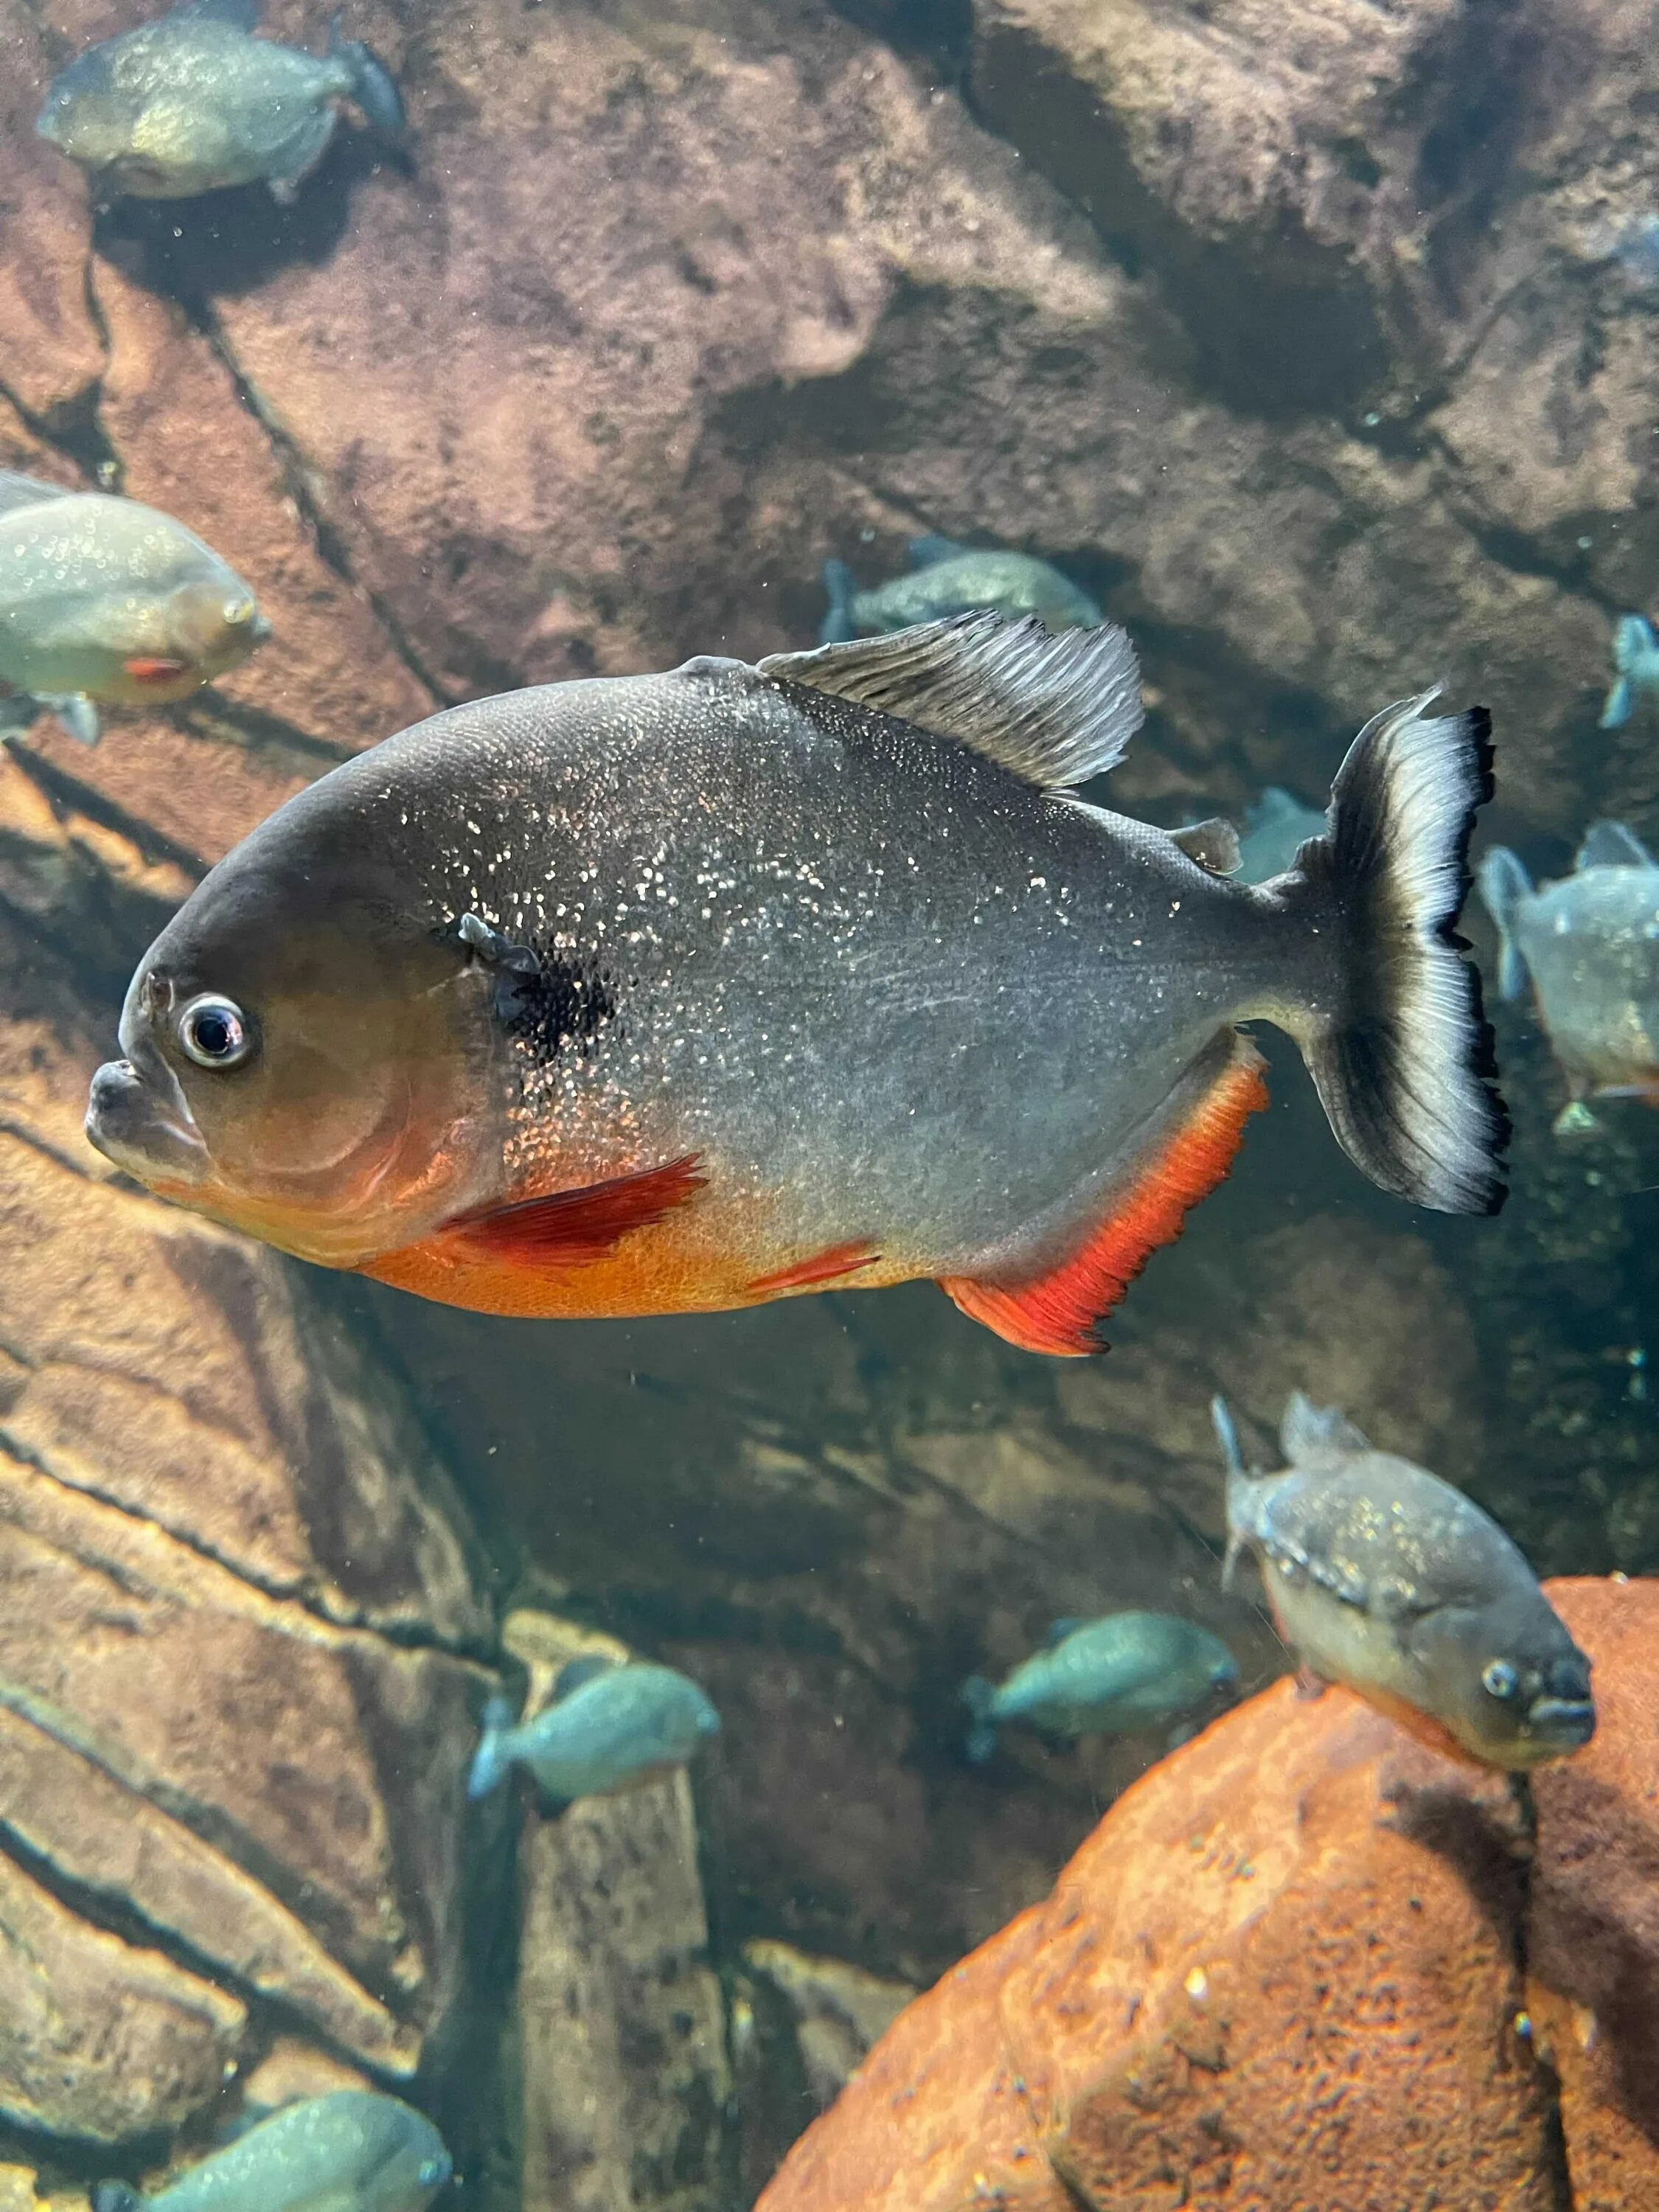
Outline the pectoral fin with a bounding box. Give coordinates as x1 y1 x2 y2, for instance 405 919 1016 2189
440 1155 706 1269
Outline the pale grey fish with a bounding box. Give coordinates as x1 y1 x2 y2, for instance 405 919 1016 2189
820 536 1101 645
1478 821 1659 1129
961 1611 1238 1761
1599 613 1659 730
1236 785 1328 886
90 2092 451 2212
1213 1391 1594 1770
0 470 269 747
467 1658 720 1803
84 617 1503 1355
37 0 406 204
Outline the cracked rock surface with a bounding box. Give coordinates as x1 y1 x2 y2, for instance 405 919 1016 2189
0 908 493 2143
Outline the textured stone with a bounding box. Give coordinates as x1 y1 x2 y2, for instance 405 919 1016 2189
0 0 106 423
1528 1577 1659 2211
515 1759 729 2212
0 913 493 2129
757 1681 1557 2211
0 1846 246 2146
742 1941 914 2108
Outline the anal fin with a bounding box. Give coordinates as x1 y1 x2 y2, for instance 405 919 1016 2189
938 1037 1268 1357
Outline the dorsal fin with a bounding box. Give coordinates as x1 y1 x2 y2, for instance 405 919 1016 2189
1577 820 1652 872
0 470 76 517
1279 1391 1369 1465
757 611 1143 790
1169 818 1242 874
553 1654 616 1700
907 534 970 568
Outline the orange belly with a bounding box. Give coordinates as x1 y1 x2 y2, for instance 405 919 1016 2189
359 1209 899 1319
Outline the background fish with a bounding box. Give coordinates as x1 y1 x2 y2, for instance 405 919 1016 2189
37 0 406 204
1478 821 1659 1127
819 537 1101 644
467 1658 720 1803
0 471 268 746
1236 785 1327 886
86 616 1505 1357
1214 1393 1594 1770
90 2091 452 2212
1599 613 1659 728
961 1611 1237 1761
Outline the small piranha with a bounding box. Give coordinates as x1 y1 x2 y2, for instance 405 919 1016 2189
467 1657 720 1804
90 2092 452 2212
1213 1393 1595 1771
36 0 406 206
1478 821 1659 1130
86 616 1506 1355
1235 785 1328 886
0 470 269 747
1598 614 1659 731
819 536 1101 647
961 1611 1238 1763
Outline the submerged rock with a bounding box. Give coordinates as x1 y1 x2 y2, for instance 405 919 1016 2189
757 1577 1657 2212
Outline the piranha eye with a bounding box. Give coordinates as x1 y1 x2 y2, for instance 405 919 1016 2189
222 595 254 627
1481 1658 1519 1701
177 993 254 1071
417 2160 447 2190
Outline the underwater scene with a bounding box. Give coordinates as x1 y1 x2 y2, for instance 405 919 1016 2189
0 0 1655 2205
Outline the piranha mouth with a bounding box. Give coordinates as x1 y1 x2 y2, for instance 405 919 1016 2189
85 1054 208 1186
1526 1696 1596 1750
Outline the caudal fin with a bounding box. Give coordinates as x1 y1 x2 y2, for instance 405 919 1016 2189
1476 847 1533 1003
818 560 860 646
91 2187 144 2212
466 1695 517 1801
961 1676 998 1763
1279 689 1506 1216
329 18 408 142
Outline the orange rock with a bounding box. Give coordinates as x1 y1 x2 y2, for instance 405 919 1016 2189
762 1582 1659 2212
1527 1578 1659 2212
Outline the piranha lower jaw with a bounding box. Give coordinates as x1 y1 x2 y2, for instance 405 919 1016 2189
85 1054 208 1185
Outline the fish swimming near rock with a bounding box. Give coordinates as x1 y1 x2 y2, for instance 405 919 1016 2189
90 2091 452 2212
961 1612 1238 1762
1478 821 1659 1130
467 1658 720 1804
1213 1393 1594 1770
819 537 1100 646
37 0 406 204
1236 785 1327 886
1598 613 1659 731
86 613 1506 1355
0 471 269 747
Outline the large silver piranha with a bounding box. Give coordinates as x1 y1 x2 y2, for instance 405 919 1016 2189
86 615 1506 1355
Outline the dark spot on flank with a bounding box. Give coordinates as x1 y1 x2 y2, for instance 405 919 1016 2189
495 949 618 1065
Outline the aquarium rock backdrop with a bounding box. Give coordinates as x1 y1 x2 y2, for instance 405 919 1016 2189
0 0 1654 2205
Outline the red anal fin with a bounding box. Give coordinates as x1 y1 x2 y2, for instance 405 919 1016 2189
747 1240 880 1296
442 1155 706 1270
939 1040 1269 1357
125 655 190 684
